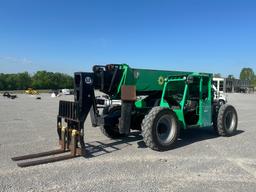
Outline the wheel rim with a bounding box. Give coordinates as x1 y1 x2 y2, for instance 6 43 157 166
224 110 236 131
156 115 176 144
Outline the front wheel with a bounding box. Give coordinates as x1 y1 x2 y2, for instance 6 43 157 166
141 107 180 151
100 105 124 139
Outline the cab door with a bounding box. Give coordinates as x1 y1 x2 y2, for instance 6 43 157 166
199 76 212 127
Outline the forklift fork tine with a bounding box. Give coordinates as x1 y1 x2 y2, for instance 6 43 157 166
12 149 67 161
12 128 82 167
17 154 78 168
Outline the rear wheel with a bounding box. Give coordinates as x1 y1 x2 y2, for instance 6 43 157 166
141 107 180 151
100 105 124 139
215 104 238 136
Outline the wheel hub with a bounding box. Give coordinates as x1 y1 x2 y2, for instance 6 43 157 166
156 115 175 144
225 110 236 130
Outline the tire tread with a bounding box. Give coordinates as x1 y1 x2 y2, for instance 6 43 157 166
217 104 238 136
141 107 179 151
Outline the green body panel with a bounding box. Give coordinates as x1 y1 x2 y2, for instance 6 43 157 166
118 64 192 92
118 64 213 129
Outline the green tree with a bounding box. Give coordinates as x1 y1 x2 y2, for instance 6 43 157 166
5 74 16 90
240 68 255 85
227 74 235 79
0 74 6 90
32 71 73 89
0 71 73 90
32 71 51 89
214 73 222 78
16 72 32 90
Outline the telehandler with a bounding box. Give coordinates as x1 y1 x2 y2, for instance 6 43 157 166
12 64 238 167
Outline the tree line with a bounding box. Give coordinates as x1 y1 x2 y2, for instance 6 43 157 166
0 71 73 90
1 67 255 91
214 67 256 87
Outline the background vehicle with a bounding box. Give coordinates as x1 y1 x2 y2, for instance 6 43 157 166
2 92 17 99
25 88 38 95
61 89 70 95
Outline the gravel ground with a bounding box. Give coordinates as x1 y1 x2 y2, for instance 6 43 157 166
0 93 256 192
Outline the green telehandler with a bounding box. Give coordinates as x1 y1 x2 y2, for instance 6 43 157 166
12 64 238 167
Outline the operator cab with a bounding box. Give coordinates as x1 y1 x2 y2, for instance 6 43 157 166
161 74 212 128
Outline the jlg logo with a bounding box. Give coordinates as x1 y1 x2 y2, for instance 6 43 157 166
85 77 92 85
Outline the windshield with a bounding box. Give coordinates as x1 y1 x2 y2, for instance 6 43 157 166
164 80 186 105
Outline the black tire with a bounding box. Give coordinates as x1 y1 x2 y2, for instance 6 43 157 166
216 104 238 136
100 105 124 139
141 107 180 151
212 104 219 135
